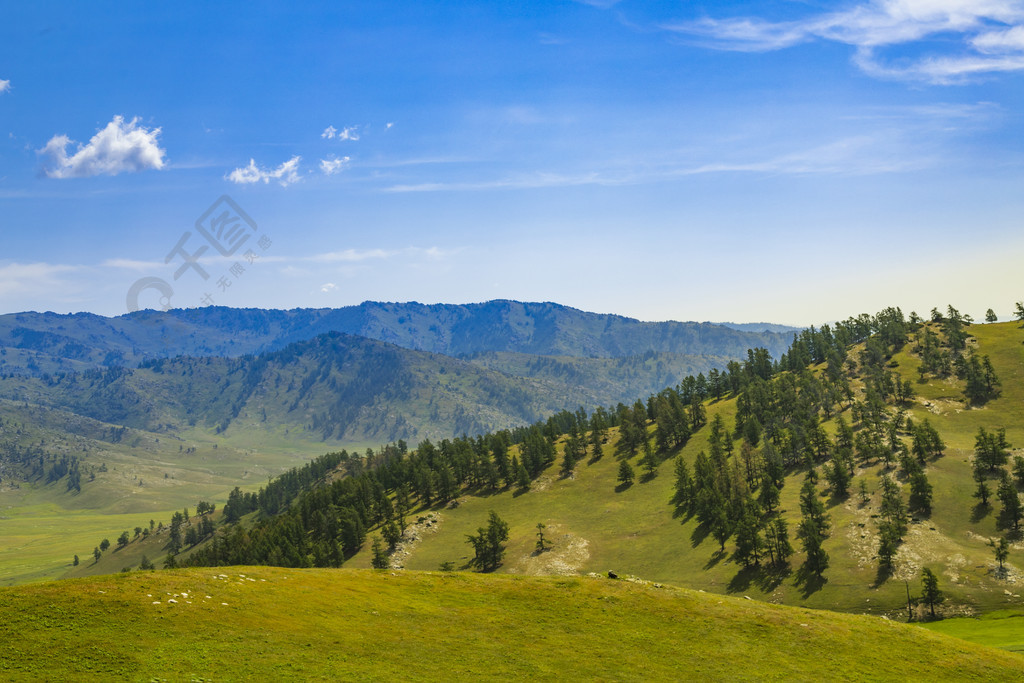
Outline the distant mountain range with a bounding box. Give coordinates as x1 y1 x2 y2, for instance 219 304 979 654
0 300 794 375
0 301 798 442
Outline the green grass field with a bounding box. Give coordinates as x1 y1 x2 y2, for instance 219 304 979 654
0 400 344 584
1 567 1020 681
921 609 1024 654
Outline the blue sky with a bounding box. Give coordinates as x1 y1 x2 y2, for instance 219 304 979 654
1 0 1023 325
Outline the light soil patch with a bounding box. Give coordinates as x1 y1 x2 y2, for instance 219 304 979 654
530 474 554 492
511 527 590 576
388 511 442 569
891 522 959 582
843 496 974 587
917 396 967 416
844 498 878 570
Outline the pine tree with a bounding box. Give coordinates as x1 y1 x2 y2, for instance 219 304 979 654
733 505 765 567
617 460 635 487
371 536 389 569
997 472 1023 531
672 456 693 511
535 522 551 553
513 456 530 490
764 517 793 567
990 537 1010 572
920 567 944 619
909 470 933 516
973 468 991 506
466 511 509 571
824 456 851 498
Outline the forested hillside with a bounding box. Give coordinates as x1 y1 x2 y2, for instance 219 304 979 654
82 306 1024 623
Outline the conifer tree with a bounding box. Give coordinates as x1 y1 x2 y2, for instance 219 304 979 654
617 460 635 487
997 472 1023 531
371 536 389 569
920 567 944 619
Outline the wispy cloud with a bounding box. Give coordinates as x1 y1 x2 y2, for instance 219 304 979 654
0 79 10 94
665 0 1024 84
101 258 165 271
39 115 166 178
319 155 350 175
382 131 933 193
322 125 359 141
226 155 301 186
678 136 933 176
307 248 392 263
384 172 608 193
0 261 82 297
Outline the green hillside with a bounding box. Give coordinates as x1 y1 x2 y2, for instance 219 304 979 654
1 567 1020 681
119 312 1021 630
356 318 1024 618
0 398 334 585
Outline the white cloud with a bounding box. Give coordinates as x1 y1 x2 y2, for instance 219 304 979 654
226 155 301 187
319 155 350 175
308 248 392 263
0 80 9 94
322 125 359 141
39 115 166 178
0 261 82 298
385 122 394 129
320 283 337 293
665 0 1024 83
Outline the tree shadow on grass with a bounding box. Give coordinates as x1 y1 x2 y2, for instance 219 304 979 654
671 505 694 522
726 565 756 593
690 521 710 548
704 548 726 570
639 471 658 484
794 565 828 598
614 481 634 493
512 486 530 498
872 564 893 589
970 502 991 524
727 563 792 595
756 564 792 592
826 492 849 509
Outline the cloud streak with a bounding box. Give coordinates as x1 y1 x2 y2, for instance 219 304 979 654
382 133 926 193
322 125 359 141
226 156 302 186
0 79 9 94
319 155 350 175
665 0 1024 83
39 116 166 178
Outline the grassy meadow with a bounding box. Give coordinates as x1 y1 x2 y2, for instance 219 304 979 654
1 567 1021 681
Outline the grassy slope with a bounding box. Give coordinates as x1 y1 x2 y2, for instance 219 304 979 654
1 567 1020 682
0 400 333 585
350 322 1024 619
921 609 1024 654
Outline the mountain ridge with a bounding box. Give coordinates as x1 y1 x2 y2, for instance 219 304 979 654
0 300 792 376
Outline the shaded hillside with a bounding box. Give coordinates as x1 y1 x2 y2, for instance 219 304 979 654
0 301 791 375
0 332 680 445
463 349 731 408
2 568 1019 681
